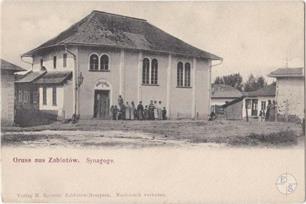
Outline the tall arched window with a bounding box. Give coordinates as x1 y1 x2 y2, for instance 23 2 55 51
100 54 109 71
177 62 184 87
151 59 158 85
184 63 191 87
89 54 99 70
142 58 150 84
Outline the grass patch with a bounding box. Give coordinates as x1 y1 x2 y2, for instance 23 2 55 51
228 130 298 147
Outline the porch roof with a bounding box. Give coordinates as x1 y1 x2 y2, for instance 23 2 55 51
15 71 46 83
33 71 72 85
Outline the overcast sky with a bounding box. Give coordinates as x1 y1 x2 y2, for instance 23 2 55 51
1 1 304 82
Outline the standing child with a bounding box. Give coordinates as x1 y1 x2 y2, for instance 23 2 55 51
162 107 167 120
131 101 136 120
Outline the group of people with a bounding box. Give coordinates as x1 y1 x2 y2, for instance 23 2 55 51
258 100 277 122
110 95 167 120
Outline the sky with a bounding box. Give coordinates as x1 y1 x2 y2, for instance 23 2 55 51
1 1 304 82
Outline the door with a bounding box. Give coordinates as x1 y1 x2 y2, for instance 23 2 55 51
94 90 110 119
251 99 258 116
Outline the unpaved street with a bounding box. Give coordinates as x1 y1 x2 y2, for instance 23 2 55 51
2 120 303 148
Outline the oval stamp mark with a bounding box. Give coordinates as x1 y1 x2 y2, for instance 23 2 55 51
275 173 297 195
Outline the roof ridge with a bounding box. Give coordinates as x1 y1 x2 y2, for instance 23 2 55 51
91 10 147 22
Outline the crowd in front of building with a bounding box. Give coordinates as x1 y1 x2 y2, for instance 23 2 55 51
110 95 167 121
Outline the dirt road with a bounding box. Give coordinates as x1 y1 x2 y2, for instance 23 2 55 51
2 120 303 148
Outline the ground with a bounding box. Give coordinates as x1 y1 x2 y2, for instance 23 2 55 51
1 120 304 148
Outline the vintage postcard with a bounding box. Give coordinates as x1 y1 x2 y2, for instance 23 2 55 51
1 1 305 203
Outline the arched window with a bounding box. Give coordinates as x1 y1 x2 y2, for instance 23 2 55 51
177 62 184 87
100 54 109 70
89 54 99 70
184 63 191 87
151 59 158 85
142 58 150 84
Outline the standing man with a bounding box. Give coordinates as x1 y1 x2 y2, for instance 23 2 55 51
125 101 131 120
137 101 144 120
157 101 163 120
149 100 155 120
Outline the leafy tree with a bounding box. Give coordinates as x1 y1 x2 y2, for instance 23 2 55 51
244 75 267 91
214 73 243 91
214 76 224 84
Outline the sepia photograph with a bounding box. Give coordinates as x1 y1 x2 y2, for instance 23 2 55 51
1 1 305 203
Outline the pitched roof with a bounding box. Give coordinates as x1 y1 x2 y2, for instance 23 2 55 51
22 10 221 60
15 71 46 83
33 71 72 85
211 84 242 99
243 84 276 97
1 59 26 72
268 67 304 78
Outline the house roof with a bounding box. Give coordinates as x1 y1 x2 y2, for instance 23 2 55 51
22 10 222 60
211 84 242 99
222 97 244 108
243 84 276 97
1 59 26 72
15 71 46 83
33 71 72 85
268 67 304 78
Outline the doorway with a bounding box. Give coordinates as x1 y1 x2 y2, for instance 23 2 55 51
93 90 110 119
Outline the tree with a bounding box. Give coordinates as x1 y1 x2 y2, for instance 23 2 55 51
214 73 243 91
214 76 224 84
244 75 267 91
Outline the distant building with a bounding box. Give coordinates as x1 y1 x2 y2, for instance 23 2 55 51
210 84 242 114
20 10 222 120
222 84 276 120
1 59 25 125
242 84 276 119
269 67 304 121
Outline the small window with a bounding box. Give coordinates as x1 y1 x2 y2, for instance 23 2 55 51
63 53 67 67
151 59 158 85
89 54 99 70
23 90 29 103
18 89 23 103
184 63 191 87
177 62 184 87
52 87 57 106
43 87 47 105
40 58 43 68
142 58 150 84
100 55 109 70
53 56 57 69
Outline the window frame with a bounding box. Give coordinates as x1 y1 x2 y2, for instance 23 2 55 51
151 58 158 85
52 87 57 106
40 58 44 69
176 60 192 88
184 62 191 87
42 87 47 105
177 61 184 87
100 54 110 71
88 53 99 71
53 56 57 69
63 53 67 68
142 57 150 85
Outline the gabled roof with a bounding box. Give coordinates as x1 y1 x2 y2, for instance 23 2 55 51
243 84 276 97
22 10 221 60
268 67 304 78
1 59 26 72
211 84 242 99
33 71 72 85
